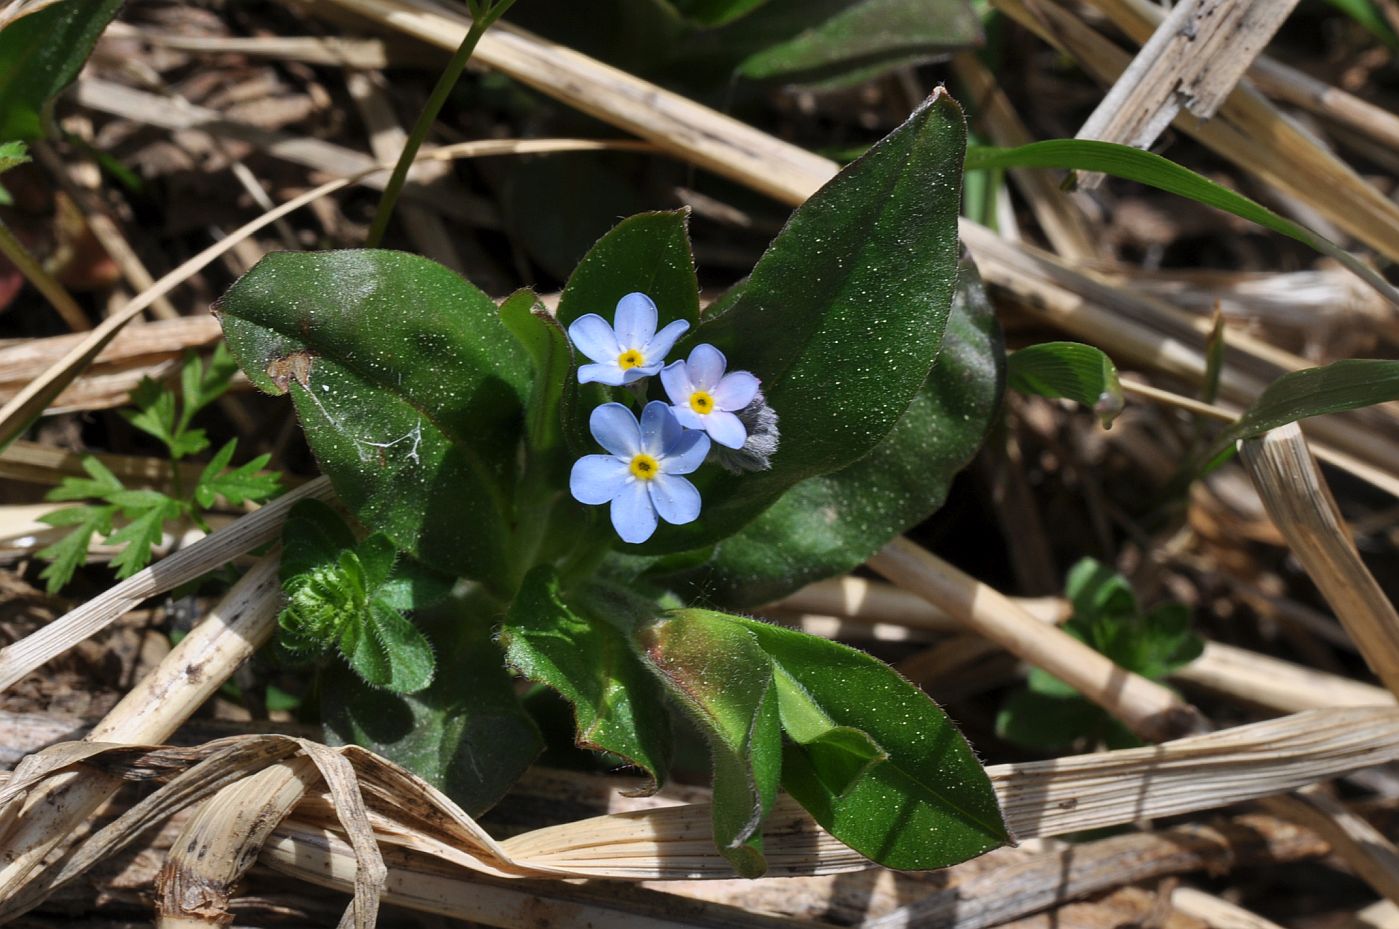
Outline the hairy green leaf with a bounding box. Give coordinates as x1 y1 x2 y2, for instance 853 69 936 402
501 566 671 789
217 250 530 591
322 594 543 816
1007 341 1123 427
556 209 700 331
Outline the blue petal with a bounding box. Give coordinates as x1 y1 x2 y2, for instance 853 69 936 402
570 455 628 505
579 362 627 386
643 319 691 364
686 343 726 390
610 480 658 543
705 410 748 449
614 292 658 349
713 371 760 411
670 405 706 432
590 403 642 457
567 314 620 364
639 401 682 456
661 428 710 474
660 360 693 405
649 474 701 525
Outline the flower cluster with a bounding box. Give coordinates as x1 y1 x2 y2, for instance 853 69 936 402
567 292 772 543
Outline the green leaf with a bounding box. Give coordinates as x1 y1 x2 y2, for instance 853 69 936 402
736 0 982 87
501 566 672 789
363 599 436 693
1324 0 1399 48
121 377 179 447
193 439 281 509
45 456 124 502
499 288 571 453
106 494 181 578
180 342 241 430
0 141 29 174
964 140 1399 307
643 89 968 552
637 609 781 876
0 0 125 140
680 260 1003 606
1207 359 1399 463
36 504 116 594
556 209 700 331
216 249 531 592
322 594 543 816
731 614 1009 870
995 689 1106 753
280 499 357 581
1007 341 1123 428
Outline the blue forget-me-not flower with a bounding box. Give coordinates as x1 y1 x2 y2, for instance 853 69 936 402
660 344 760 449
569 401 710 543
568 292 690 386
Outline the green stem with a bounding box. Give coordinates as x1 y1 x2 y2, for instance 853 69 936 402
364 0 517 247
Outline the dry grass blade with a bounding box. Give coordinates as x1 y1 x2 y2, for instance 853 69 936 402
155 757 319 928
868 536 1207 742
1074 0 1302 188
0 553 285 906
294 741 387 929
1239 424 1399 696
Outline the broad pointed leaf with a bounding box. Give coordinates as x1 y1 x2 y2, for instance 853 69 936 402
216 250 530 592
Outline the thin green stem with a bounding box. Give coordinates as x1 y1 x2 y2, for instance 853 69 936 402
364 0 517 247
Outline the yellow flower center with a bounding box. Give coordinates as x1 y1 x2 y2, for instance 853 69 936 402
617 349 645 370
629 453 660 480
689 390 715 415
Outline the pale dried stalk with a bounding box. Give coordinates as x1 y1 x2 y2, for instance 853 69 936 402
1171 887 1287 929
155 757 319 928
0 553 284 908
1347 901 1399 929
1175 641 1395 713
1239 424 1399 696
104 23 397 69
868 536 1207 742
0 316 220 397
770 576 1069 632
1249 56 1399 154
1074 0 1302 187
0 439 206 489
0 478 331 693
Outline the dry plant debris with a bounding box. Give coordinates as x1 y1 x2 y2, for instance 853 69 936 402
0 0 1397 927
